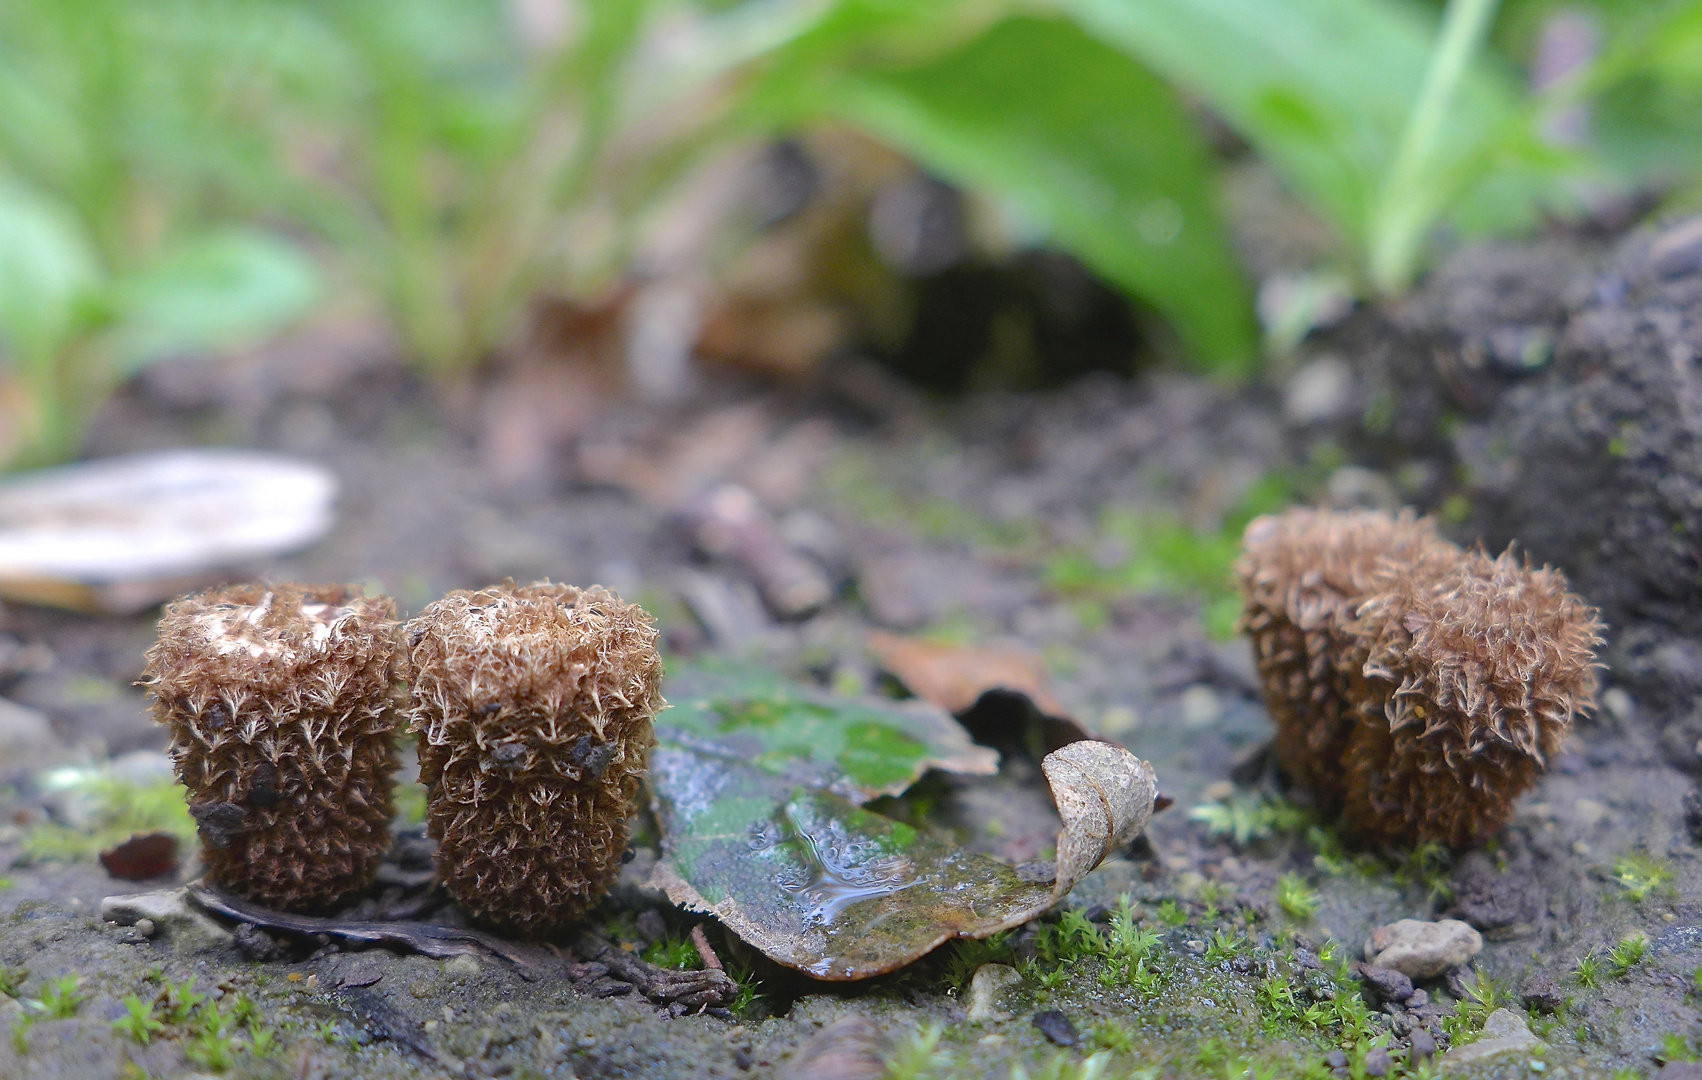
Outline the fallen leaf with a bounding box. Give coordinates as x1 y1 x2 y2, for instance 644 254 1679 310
649 666 1157 980
98 832 179 880
656 664 997 803
868 631 1065 716
868 631 1094 747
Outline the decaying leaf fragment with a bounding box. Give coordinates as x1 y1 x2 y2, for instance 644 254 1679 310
868 631 1067 718
1044 740 1155 895
647 667 1157 980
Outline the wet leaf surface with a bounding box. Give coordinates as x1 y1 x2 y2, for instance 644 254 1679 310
656 664 998 802
649 666 1157 979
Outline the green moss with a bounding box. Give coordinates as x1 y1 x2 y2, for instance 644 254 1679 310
1574 953 1603 989
112 994 164 1046
1609 934 1648 978
942 930 1015 991
1612 853 1675 902
1660 1032 1700 1064
885 1021 947 1080
27 974 83 1019
24 769 196 863
641 935 702 971
1274 874 1320 920
1442 973 1510 1046
392 779 429 827
0 963 25 998
1190 793 1314 847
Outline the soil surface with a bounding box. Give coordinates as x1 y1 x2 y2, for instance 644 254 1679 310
0 220 1699 1080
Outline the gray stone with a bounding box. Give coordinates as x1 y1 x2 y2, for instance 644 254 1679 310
443 954 481 981
1409 1029 1438 1061
1438 1008 1542 1072
0 696 64 778
1352 961 1414 1004
966 963 1023 1023
1364 919 1482 979
1650 216 1702 278
100 886 232 949
1284 355 1354 425
1363 1046 1392 1077
1520 972 1565 1014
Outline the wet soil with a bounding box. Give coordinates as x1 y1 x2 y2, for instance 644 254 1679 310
0 222 1699 1079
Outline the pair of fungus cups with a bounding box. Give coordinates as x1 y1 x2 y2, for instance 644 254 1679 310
1238 508 1602 848
143 583 401 911
144 578 662 932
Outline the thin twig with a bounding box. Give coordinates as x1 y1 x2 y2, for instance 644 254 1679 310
690 924 724 972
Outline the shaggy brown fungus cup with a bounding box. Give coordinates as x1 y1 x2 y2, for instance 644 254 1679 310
1236 509 1454 815
1343 548 1602 848
142 582 401 911
1239 508 1603 848
405 581 662 936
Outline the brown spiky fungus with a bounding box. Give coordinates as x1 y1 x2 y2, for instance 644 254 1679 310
1344 548 1602 848
405 581 663 936
1236 509 1453 814
143 583 401 911
1238 508 1602 848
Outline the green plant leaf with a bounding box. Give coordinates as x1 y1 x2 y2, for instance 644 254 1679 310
807 15 1258 374
1059 0 1545 260
1583 0 1702 184
0 183 104 370
649 666 1157 980
113 230 321 369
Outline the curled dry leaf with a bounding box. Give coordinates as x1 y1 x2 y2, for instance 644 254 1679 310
867 631 1095 747
648 667 1157 980
1044 740 1157 896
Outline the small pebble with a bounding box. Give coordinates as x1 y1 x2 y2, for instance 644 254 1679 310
135 918 156 938
444 954 481 981
1409 1029 1438 1061
577 1034 596 1048
1031 1010 1078 1047
1520 973 1564 1014
1325 1050 1349 1069
1352 961 1414 1004
1405 988 1429 1008
1363 918 1482 979
1363 1046 1391 1077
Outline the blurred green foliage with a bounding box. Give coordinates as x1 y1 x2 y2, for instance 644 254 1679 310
2 0 1701 468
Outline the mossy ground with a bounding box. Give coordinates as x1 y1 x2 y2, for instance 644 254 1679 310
1 266 1699 1077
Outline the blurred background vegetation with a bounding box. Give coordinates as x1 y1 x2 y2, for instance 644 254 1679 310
1 0 1701 469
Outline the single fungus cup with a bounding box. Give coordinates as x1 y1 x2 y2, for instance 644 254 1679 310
142 582 401 911
405 581 663 936
1235 508 1453 813
1342 549 1602 848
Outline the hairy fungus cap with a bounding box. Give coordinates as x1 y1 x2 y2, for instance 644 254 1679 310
142 582 401 911
1236 509 1453 812
1344 549 1603 847
405 581 663 936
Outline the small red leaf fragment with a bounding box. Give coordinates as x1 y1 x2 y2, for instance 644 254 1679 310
99 832 179 880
